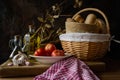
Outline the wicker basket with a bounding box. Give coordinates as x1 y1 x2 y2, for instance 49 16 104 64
59 8 110 60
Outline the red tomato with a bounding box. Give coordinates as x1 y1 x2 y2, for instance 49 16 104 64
45 43 56 56
34 48 46 56
51 49 65 56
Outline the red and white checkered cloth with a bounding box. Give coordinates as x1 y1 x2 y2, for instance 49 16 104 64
34 56 100 80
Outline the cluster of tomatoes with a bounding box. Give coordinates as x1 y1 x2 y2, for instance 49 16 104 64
34 43 65 56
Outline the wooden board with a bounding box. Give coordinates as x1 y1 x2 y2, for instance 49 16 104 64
0 59 106 78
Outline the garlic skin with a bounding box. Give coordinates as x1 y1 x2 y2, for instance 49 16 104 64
12 51 29 66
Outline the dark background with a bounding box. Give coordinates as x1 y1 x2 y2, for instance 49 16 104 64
0 0 119 64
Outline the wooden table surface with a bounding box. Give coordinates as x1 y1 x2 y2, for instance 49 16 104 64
0 77 33 80
0 58 120 80
1 70 120 80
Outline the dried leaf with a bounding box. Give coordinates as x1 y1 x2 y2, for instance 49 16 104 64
37 17 44 23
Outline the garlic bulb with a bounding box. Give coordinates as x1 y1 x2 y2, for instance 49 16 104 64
12 51 29 66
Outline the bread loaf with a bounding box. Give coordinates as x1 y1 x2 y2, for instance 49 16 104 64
95 18 107 34
65 13 101 33
85 14 96 24
66 18 74 22
73 15 84 23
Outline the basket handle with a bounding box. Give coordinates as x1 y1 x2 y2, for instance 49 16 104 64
72 8 110 34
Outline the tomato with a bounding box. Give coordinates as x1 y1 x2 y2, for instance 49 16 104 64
34 48 46 56
45 43 56 56
51 49 65 56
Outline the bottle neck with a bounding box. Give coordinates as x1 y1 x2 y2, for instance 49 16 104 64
28 25 35 34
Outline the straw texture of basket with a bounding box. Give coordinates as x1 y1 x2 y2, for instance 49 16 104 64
59 8 111 60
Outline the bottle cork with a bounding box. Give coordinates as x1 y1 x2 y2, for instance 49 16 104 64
85 14 97 24
73 15 84 23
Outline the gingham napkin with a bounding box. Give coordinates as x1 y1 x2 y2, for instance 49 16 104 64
34 56 100 80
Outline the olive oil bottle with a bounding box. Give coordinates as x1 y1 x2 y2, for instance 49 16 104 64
23 25 36 55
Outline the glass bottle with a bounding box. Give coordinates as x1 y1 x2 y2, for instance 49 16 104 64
23 25 36 55
9 35 22 59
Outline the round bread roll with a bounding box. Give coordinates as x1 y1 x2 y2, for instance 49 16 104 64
85 14 96 24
